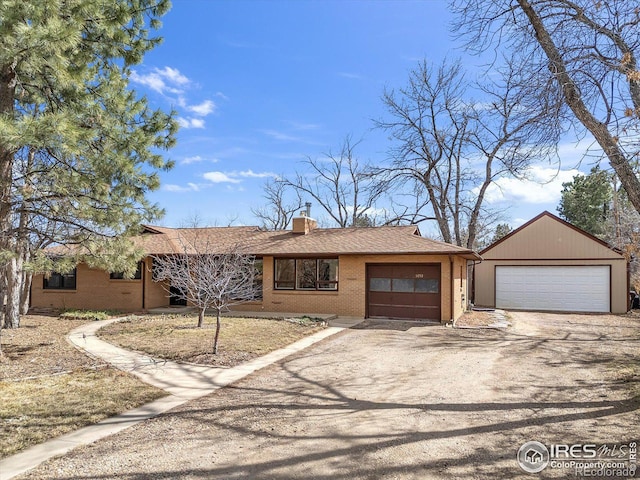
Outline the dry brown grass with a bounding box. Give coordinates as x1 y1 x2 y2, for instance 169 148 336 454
0 315 104 380
98 314 327 367
0 369 164 458
0 315 165 459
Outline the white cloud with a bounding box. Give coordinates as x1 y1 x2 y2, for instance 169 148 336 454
202 170 278 184
187 100 216 116
130 70 167 94
237 169 278 179
163 183 200 193
130 66 190 95
181 155 202 165
157 66 189 86
189 118 205 129
177 117 206 129
180 155 220 165
130 66 220 132
203 171 242 183
482 165 581 205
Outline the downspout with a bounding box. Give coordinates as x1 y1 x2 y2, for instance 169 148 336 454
468 259 483 307
141 260 146 311
449 254 454 323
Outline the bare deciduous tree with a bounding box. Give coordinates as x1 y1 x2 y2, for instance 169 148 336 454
282 136 382 227
151 239 260 354
452 0 640 214
373 61 471 244
604 178 640 292
373 59 558 248
251 178 302 230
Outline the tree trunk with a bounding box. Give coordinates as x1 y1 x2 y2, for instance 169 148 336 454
20 270 32 316
517 0 640 215
213 311 221 354
0 63 17 329
0 267 6 329
5 255 23 328
197 308 204 328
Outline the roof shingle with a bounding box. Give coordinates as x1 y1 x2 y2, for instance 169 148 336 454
137 224 480 259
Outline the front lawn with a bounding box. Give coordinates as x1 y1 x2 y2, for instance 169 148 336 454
98 314 327 367
0 315 165 459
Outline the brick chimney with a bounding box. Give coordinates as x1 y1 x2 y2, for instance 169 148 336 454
292 212 317 234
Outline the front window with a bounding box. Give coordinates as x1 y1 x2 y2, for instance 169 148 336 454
275 258 338 291
275 258 295 289
296 259 317 289
317 258 338 290
110 262 143 280
43 269 77 290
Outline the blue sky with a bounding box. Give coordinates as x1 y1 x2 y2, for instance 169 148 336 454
133 0 590 233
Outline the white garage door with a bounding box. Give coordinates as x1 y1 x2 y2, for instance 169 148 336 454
495 266 610 313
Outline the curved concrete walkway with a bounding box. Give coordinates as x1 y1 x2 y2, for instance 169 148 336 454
0 316 361 480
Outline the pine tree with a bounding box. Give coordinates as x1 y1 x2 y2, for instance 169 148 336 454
491 223 512 244
557 166 613 237
0 1 177 328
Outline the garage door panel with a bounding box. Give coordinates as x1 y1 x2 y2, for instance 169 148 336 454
367 264 441 321
496 266 610 313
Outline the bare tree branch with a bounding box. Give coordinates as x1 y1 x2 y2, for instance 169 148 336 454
281 136 383 227
251 179 302 230
151 235 260 354
373 58 559 248
452 0 640 214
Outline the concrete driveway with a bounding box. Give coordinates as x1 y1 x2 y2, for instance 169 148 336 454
19 311 640 479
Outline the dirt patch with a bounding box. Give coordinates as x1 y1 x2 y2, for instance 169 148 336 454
14 312 640 479
0 315 105 380
455 309 499 327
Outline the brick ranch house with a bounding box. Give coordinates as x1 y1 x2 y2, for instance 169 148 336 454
30 215 481 323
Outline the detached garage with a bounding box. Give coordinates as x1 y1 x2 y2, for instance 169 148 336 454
474 211 629 314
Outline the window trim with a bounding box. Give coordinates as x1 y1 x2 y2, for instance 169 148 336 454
43 269 77 290
274 257 338 291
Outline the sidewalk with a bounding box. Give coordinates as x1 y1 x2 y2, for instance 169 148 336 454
0 315 363 480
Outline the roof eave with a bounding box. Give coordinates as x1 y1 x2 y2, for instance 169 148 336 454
249 249 482 258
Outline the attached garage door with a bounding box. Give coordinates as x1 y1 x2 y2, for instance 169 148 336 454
367 264 441 320
495 266 610 313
